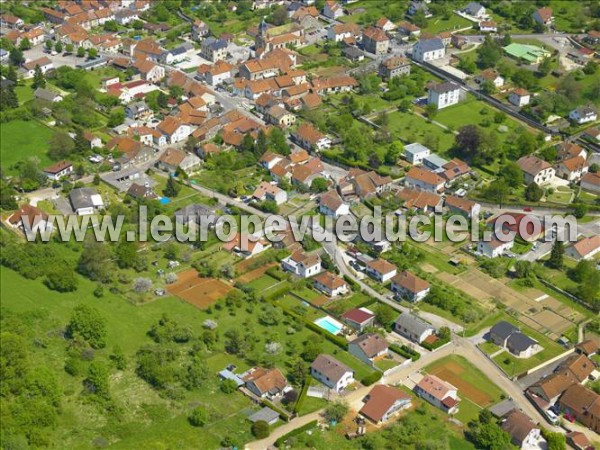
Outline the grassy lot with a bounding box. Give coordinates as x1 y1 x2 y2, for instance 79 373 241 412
374 357 398 371
15 84 35 103
387 110 456 154
0 119 54 172
424 355 505 423
296 396 329 417
247 274 280 291
478 341 501 355
325 292 375 316
424 15 472 34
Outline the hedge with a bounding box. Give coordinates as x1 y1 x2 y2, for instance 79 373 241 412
389 344 420 361
293 377 311 414
264 284 291 301
274 420 318 448
421 336 450 351
342 275 361 291
265 266 286 281
261 398 291 422
361 371 382 386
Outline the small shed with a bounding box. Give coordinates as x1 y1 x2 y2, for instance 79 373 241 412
248 407 279 425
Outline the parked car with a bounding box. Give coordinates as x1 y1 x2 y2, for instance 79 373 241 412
523 207 532 212
564 413 575 423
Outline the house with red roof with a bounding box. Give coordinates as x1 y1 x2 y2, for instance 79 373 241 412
360 385 412 424
313 271 348 297
414 375 460 414
566 235 600 261
341 308 375 331
8 204 52 236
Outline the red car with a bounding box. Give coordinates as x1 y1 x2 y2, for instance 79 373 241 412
564 413 575 423
523 207 532 212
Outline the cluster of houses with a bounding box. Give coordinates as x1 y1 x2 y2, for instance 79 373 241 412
488 321 542 359
526 340 599 433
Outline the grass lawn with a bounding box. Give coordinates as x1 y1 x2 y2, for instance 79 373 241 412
296 396 329 416
546 189 573 204
478 341 501 355
15 84 35 103
0 119 54 172
325 292 374 316
387 110 456 154
374 357 398 371
424 355 505 423
247 274 280 291
424 15 472 34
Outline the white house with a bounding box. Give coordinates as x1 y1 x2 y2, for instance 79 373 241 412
569 105 597 125
252 181 288 205
501 410 547 450
428 82 462 109
508 88 531 107
8 204 52 236
566 235 600 261
348 333 389 366
259 152 284 170
319 190 350 218
43 161 73 180
404 143 430 165
580 172 600 194
313 271 349 297
405 167 445 193
281 250 321 278
391 271 430 302
323 1 344 20
463 2 486 18
69 188 104 215
555 156 588 182
478 238 514 258
412 38 445 62
360 385 412 424
479 20 498 33
394 314 435 344
156 116 191 145
414 375 460 414
475 69 504 89
294 122 332 152
365 258 397 283
311 354 354 392
22 56 53 78
517 155 556 185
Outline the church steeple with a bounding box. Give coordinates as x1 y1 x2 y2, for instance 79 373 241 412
259 16 268 37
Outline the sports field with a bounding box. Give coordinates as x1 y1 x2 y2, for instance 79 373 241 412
167 269 232 308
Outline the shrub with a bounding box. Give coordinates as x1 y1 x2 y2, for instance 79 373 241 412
251 420 270 438
188 406 208 427
274 420 318 447
361 371 383 386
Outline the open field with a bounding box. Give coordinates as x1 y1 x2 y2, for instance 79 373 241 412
167 269 232 308
235 262 277 283
0 119 54 172
424 355 504 423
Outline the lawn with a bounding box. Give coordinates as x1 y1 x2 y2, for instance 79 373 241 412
15 84 35 103
247 274 280 291
424 355 505 423
0 119 54 172
424 15 472 34
387 110 456 154
478 341 501 355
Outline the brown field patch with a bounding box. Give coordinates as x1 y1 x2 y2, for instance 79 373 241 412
235 262 277 284
429 363 493 407
167 269 232 309
310 295 330 307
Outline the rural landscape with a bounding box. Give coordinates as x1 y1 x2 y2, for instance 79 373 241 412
0 0 599 449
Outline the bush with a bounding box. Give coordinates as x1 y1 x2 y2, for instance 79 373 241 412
251 420 270 439
274 420 318 447
188 406 208 427
389 344 420 361
361 371 383 386
220 378 238 393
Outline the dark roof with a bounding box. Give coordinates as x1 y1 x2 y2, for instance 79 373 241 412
490 321 519 341
69 187 100 210
311 354 353 382
506 332 537 353
203 37 228 50
395 313 433 336
416 38 444 53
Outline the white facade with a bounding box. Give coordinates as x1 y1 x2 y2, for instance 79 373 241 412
365 266 397 283
166 125 191 145
412 42 445 62
319 201 350 218
404 143 430 165
508 92 530 107
281 255 321 278
311 366 354 392
478 239 514 258
428 85 461 109
569 107 597 124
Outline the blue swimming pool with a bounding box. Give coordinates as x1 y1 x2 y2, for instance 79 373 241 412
314 316 344 335
160 197 171 205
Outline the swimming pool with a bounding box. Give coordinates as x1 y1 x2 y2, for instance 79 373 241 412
314 316 344 335
159 197 171 205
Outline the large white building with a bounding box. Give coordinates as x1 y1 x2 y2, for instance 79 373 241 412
412 38 445 62
428 82 462 109
311 354 354 392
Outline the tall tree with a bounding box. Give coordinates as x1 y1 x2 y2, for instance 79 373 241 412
32 65 46 89
547 240 564 270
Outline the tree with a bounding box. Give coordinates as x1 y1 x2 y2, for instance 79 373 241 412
425 103 438 118
54 41 63 53
476 36 502 69
163 176 181 198
251 420 270 438
271 5 288 26
45 40 53 51
107 108 125 127
78 238 112 282
385 141 402 165
0 84 19 110
84 362 110 399
31 65 46 89
77 46 85 57
268 127 290 155
66 304 107 349
6 64 18 83
65 43 74 54
524 182 543 202
374 304 396 330
537 57 552 77
483 180 509 206
110 345 127 370
87 48 98 59
547 240 564 270
48 130 75 160
480 80 496 95
240 133 255 153
500 162 523 187
541 428 566 450
571 203 588 219
310 177 328 193
9 48 24 66
45 268 78 292
18 37 31 51
255 129 268 157
115 240 138 269
577 271 599 305
412 9 428 28
514 260 533 280
589 163 599 173
569 260 595 283
583 60 598 75
455 125 482 161
325 400 349 422
466 409 513 450
185 135 197 153
438 326 451 341
220 378 238 393
133 278 153 293
188 406 209 427
157 91 168 109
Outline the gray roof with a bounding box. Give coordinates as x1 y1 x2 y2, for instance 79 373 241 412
174 203 216 221
218 369 244 387
489 399 519 418
464 2 484 15
311 354 353 382
423 154 448 170
490 321 519 341
404 143 430 156
416 38 444 53
248 407 279 424
171 42 194 56
507 332 537 353
343 46 364 58
203 37 228 50
429 81 460 94
69 187 100 210
394 313 434 336
575 105 597 116
34 87 61 102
